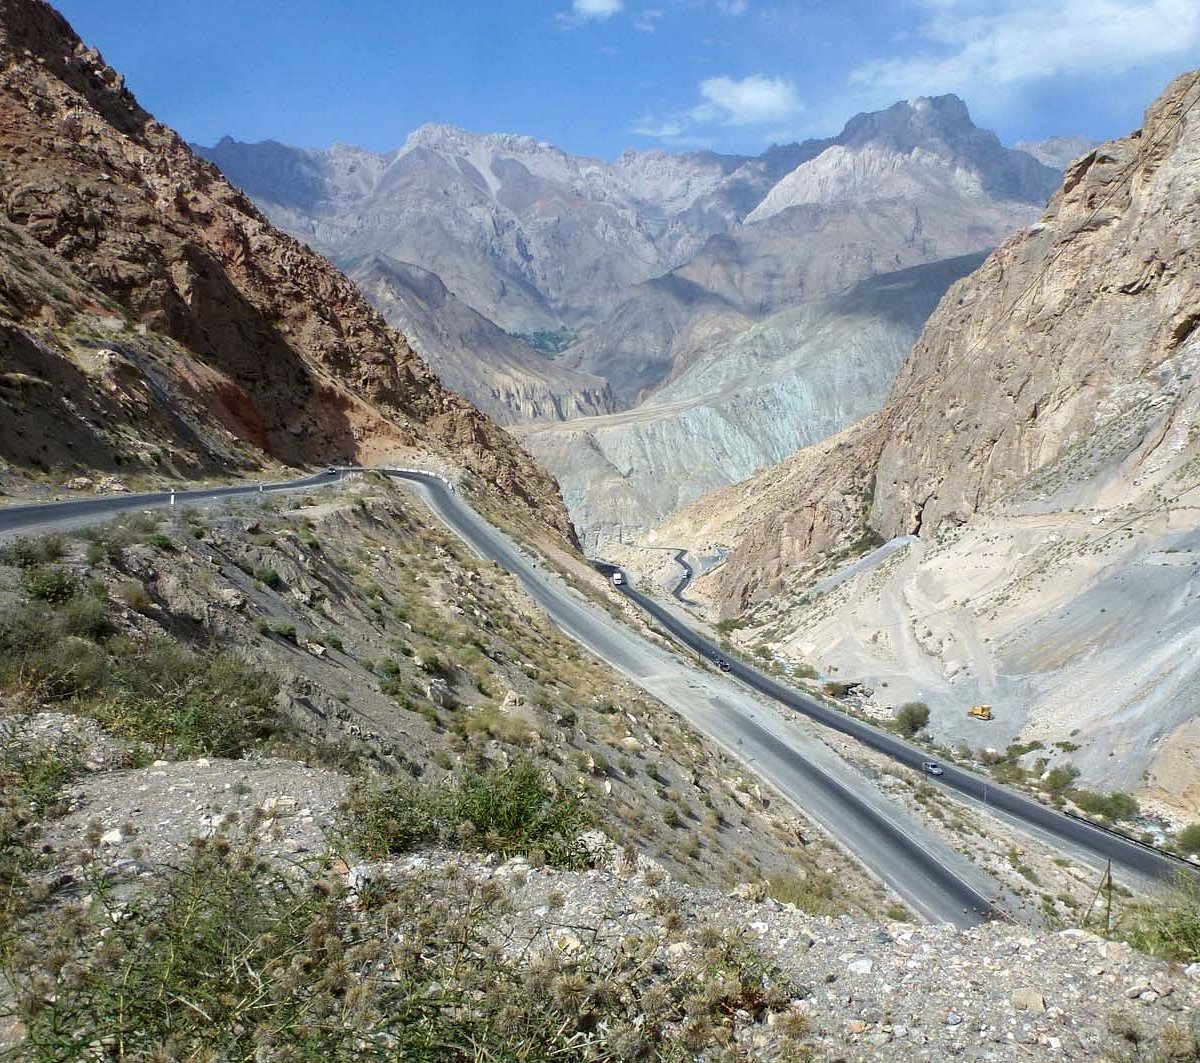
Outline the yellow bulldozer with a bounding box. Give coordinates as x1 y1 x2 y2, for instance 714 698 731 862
968 705 994 721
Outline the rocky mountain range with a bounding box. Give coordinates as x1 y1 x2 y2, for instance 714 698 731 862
199 99 1061 544
515 254 986 542
651 69 1200 816
347 253 615 425
1014 135 1101 171
0 0 574 545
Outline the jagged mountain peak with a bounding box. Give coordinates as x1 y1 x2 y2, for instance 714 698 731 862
402 122 561 160
746 94 1061 222
1015 134 1101 170
838 93 978 152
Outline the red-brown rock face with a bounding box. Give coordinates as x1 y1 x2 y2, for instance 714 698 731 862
0 0 576 545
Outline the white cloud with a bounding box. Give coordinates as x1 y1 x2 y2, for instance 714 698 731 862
572 0 624 19
634 7 664 32
630 116 687 137
695 74 804 125
851 0 1200 98
631 72 803 144
716 0 749 13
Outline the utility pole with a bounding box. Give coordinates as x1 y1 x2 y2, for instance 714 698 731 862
1105 860 1114 934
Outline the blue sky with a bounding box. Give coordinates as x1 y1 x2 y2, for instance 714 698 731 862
54 0 1200 158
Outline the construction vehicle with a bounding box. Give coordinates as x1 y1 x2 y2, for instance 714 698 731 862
968 704 994 721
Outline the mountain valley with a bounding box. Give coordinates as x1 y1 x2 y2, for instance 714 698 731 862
645 70 1200 824
1 2 1199 1059
198 97 1063 545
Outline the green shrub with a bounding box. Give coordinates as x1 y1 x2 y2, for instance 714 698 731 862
377 657 403 678
254 567 283 589
1072 789 1141 822
766 869 841 917
21 565 80 604
1043 763 1080 798
1122 875 1200 963
0 534 65 568
344 758 589 868
59 594 114 640
0 597 280 757
895 701 930 737
90 639 281 756
262 621 297 643
0 730 81 929
1177 823 1200 854
418 652 450 677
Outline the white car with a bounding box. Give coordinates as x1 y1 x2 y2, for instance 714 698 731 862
611 571 625 586
922 761 945 776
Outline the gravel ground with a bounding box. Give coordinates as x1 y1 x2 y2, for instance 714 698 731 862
41 757 349 873
363 846 1200 1061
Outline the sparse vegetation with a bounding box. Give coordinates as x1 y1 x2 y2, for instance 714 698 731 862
0 589 280 757
343 758 591 869
1120 875 1200 964
1072 789 1141 823
895 701 930 737
511 326 578 358
1 831 811 1061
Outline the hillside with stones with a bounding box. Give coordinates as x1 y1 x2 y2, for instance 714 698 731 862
347 254 616 425
650 70 1200 816
2 476 1198 1059
0 0 574 545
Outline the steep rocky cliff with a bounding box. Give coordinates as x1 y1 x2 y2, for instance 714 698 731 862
671 69 1200 611
347 254 615 425
654 70 1200 812
869 71 1200 540
0 0 574 544
520 255 984 547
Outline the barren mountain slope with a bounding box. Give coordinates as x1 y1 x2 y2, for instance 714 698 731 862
653 70 1200 813
198 129 760 334
562 96 1056 412
521 255 984 547
1016 135 1101 171
0 0 574 544
196 132 820 427
347 255 615 425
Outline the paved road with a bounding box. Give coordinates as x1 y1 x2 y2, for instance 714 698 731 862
0 471 341 535
0 467 1002 927
670 549 695 602
597 566 1199 891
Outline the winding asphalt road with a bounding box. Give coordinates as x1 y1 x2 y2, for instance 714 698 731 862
599 565 1199 892
5 469 1191 918
0 467 1002 928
